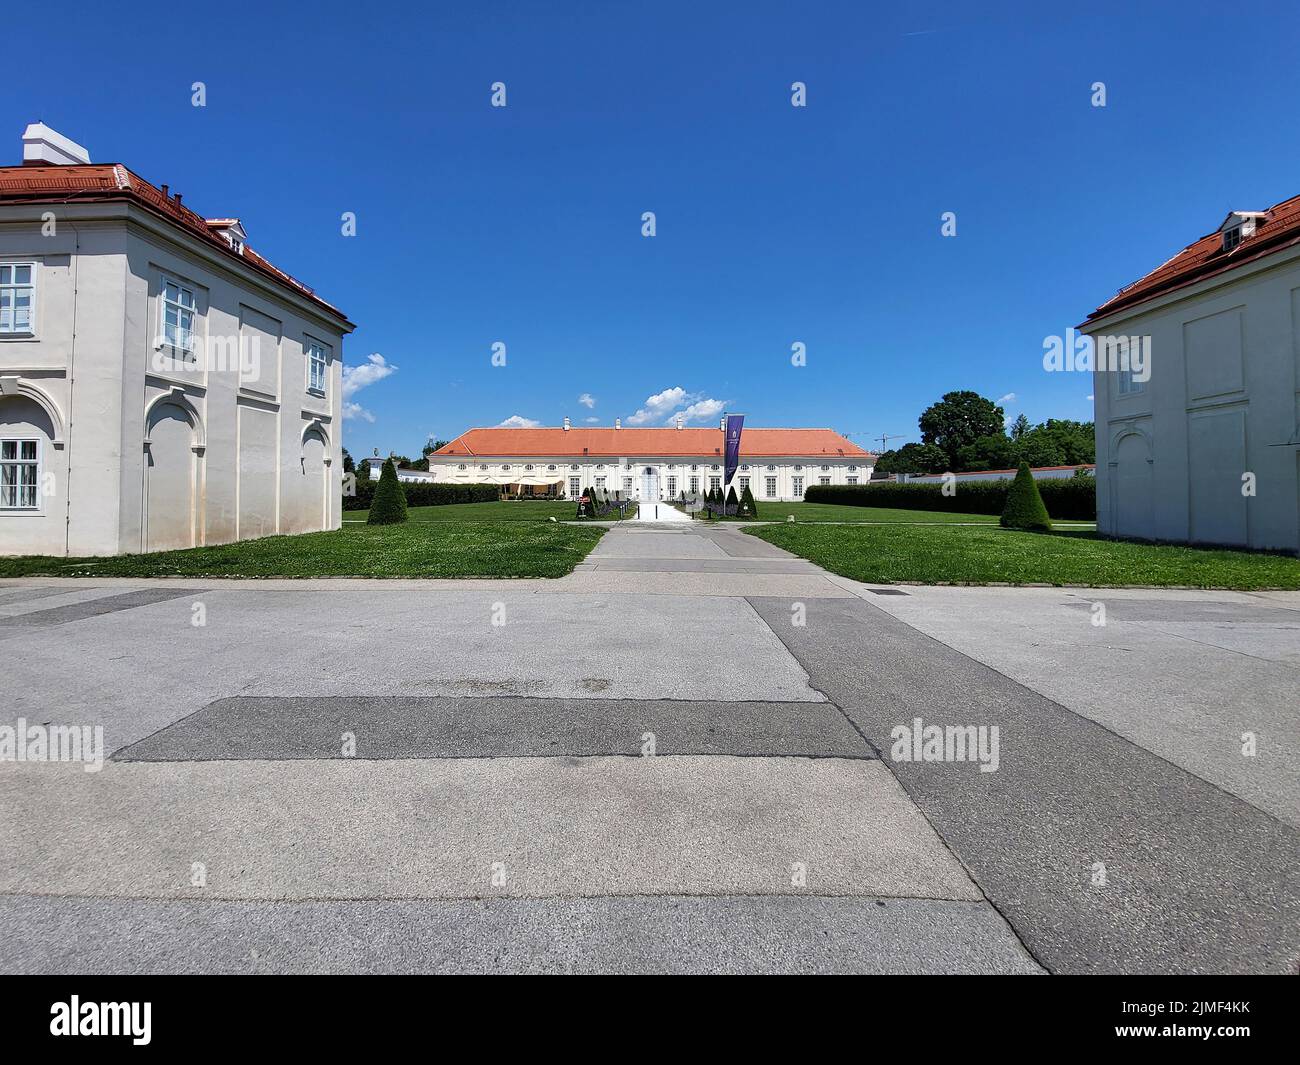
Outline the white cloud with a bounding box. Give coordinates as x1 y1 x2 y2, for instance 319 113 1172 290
626 386 690 426
578 392 596 409
497 414 541 428
584 416 600 423
1086 394 1095 402
996 392 1016 406
675 397 727 425
624 386 729 427
340 352 398 423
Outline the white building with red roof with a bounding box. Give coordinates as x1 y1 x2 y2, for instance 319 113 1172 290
428 418 875 502
1083 192 1300 553
0 124 354 556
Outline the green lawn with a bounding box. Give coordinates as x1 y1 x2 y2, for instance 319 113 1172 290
345 500 576 522
749 502 1009 524
0 521 606 579
746 523 1300 589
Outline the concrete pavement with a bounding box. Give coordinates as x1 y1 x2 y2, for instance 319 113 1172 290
0 520 1296 974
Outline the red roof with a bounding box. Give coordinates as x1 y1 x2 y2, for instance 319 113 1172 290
0 164 352 326
433 427 874 459
1086 191 1300 322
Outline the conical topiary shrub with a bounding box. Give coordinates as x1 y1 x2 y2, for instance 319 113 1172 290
367 458 408 525
725 485 738 515
1000 462 1052 531
740 483 758 519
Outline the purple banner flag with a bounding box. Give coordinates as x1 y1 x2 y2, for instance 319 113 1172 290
723 414 744 487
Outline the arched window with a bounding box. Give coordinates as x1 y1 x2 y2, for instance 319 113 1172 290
458 463 467 470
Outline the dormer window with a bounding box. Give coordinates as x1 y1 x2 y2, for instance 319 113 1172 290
1219 211 1266 252
206 218 248 256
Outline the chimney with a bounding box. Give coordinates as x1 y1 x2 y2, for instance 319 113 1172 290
675 414 683 430
22 123 90 166
615 418 621 430
563 416 570 431
720 416 726 431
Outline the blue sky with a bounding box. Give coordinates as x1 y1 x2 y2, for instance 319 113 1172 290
13 1 1300 457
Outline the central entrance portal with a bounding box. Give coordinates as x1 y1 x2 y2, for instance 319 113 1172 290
641 466 659 503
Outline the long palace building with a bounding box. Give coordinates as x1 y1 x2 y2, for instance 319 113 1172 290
427 418 876 502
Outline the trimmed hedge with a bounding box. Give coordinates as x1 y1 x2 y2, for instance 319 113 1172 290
367 459 408 525
343 480 499 511
802 476 1095 520
1000 463 1052 531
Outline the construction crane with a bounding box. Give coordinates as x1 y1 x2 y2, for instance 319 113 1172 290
875 433 907 453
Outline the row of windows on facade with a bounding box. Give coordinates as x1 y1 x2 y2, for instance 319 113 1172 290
2 264 330 394
570 473 853 499
451 461 865 472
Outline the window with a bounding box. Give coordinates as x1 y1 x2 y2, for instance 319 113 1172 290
501 464 511 471
1117 368 1144 395
547 464 557 471
524 464 534 471
570 464 579 470
740 464 750 471
458 463 467 470
161 277 196 353
1222 226 1242 252
595 476 606 490
738 476 749 493
307 339 328 393
819 476 830 486
820 465 830 471
689 476 699 494
847 476 858 485
622 476 633 494
792 476 803 498
765 476 777 498
0 263 35 334
666 475 676 495
792 465 802 472
709 475 721 493
569 476 581 497
848 465 858 472
0 439 39 508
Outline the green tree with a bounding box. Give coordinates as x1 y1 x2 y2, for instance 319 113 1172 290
1009 413 1031 440
1000 462 1052 531
725 485 739 513
918 391 1006 466
955 433 1017 472
356 460 371 482
367 458 408 525
341 447 355 474
875 441 950 475
740 483 758 519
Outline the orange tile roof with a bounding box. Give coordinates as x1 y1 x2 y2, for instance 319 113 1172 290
0 164 352 327
1086 191 1300 322
433 427 874 459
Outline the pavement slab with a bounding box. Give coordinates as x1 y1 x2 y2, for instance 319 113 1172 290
0 893 1042 975
114 695 871 761
833 582 1300 827
4 588 825 755
746 594 1300 974
0 756 981 903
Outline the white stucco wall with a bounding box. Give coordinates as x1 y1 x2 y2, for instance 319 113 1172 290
0 201 350 556
428 454 874 502
1086 245 1300 552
